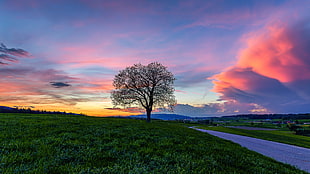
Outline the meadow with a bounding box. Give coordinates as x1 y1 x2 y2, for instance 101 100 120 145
0 113 307 173
196 126 310 149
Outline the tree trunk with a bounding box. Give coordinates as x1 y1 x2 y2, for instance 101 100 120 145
146 109 152 123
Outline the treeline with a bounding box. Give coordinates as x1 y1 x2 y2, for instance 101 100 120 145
0 106 85 116
222 113 310 120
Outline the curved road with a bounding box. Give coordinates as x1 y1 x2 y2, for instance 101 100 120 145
191 127 310 173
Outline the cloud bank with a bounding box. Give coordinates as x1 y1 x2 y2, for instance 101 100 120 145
211 18 310 113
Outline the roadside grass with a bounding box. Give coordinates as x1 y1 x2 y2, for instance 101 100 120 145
0 113 307 173
197 126 310 149
221 119 310 130
222 121 289 129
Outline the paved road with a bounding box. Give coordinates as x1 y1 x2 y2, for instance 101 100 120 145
191 127 310 173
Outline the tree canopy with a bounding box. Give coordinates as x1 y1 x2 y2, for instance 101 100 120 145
111 62 176 122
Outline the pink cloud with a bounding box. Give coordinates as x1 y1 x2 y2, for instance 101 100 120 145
237 22 310 83
50 38 224 90
211 17 310 113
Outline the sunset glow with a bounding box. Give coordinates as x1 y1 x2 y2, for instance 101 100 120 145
1 0 310 116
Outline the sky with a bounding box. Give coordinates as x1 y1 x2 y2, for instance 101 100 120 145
1 0 310 117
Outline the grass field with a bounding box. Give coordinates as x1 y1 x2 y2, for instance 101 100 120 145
196 126 310 149
0 113 307 173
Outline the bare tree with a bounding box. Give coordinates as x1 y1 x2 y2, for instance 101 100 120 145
111 62 176 122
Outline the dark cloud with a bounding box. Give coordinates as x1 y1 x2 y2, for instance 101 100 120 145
215 68 301 107
50 82 71 88
0 54 18 63
0 43 30 65
212 68 310 113
0 44 30 57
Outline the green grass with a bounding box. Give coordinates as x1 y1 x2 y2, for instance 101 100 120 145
197 126 310 149
0 113 307 173
222 121 288 129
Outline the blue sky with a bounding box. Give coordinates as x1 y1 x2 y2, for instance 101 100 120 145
1 0 310 116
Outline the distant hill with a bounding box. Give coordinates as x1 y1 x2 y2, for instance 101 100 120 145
222 113 310 120
0 106 84 116
0 106 16 112
0 106 14 110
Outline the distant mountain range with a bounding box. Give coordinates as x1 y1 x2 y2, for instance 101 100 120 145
127 114 213 120
125 113 310 121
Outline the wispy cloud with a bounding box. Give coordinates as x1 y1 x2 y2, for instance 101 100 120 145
0 43 30 65
0 66 107 106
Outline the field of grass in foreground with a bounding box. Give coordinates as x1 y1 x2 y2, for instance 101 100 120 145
196 126 310 149
0 113 307 173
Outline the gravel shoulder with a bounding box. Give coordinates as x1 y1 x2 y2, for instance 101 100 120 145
191 127 310 173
